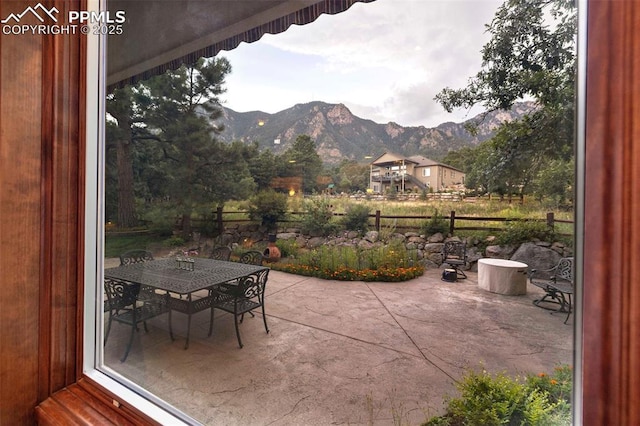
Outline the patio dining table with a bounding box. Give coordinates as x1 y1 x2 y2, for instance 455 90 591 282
104 258 269 349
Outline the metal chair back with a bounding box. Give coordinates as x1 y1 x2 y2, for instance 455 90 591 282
239 250 263 265
119 249 154 265
209 246 232 261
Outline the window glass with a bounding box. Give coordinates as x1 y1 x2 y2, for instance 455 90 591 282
91 1 579 423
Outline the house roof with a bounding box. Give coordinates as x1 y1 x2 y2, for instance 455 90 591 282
371 152 464 173
370 152 418 166
407 155 464 172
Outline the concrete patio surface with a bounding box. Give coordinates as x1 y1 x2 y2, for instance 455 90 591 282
103 266 574 425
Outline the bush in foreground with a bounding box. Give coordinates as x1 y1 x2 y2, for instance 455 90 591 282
423 365 572 426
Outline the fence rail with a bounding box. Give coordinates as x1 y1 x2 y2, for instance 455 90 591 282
194 208 574 237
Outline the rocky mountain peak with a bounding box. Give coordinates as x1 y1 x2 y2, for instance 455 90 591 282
326 103 354 125
214 101 536 164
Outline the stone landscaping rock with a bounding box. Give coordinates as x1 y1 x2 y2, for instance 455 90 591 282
295 236 307 248
534 240 552 247
405 242 417 250
307 237 327 249
346 231 360 239
510 242 561 270
358 240 375 250
423 259 439 269
424 243 444 254
485 244 517 258
428 233 444 243
219 225 572 274
276 232 298 240
389 233 406 242
364 231 379 243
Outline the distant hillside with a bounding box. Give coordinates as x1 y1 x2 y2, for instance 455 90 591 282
213 101 537 164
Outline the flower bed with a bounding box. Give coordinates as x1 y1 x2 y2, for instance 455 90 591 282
268 240 425 282
270 262 425 282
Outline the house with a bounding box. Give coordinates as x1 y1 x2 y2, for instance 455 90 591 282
369 152 465 193
1 1 640 425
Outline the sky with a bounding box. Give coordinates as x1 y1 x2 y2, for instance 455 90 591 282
218 0 504 128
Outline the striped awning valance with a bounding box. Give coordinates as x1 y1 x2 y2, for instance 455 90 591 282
107 0 375 91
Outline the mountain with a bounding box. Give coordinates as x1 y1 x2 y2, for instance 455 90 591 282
213 101 537 164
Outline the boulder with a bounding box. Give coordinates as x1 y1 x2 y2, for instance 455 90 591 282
424 243 444 254
276 232 298 240
407 236 426 244
427 253 444 265
485 245 517 259
428 233 444 243
295 236 307 248
358 239 375 250
307 236 327 249
346 230 360 239
364 231 379 243
510 242 562 271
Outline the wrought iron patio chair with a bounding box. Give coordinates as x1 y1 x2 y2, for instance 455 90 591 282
208 269 270 348
209 246 232 261
529 257 574 324
104 278 169 362
119 249 154 265
118 249 162 300
441 241 468 279
238 250 264 265
216 250 265 318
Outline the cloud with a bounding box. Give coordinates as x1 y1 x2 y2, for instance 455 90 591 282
221 0 503 127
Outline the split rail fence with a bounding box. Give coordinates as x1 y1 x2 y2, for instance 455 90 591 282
203 207 573 237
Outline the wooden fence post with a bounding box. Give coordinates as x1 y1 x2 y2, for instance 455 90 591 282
449 210 456 235
546 212 554 232
375 210 381 232
216 206 224 236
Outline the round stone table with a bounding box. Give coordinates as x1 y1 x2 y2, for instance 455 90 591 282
477 258 528 295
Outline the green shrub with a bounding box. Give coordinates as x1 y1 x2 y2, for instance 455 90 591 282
247 189 288 231
164 236 185 247
142 204 178 236
300 197 339 236
423 366 572 426
496 220 554 246
386 186 398 200
275 238 299 258
422 209 449 236
270 242 423 282
341 203 371 233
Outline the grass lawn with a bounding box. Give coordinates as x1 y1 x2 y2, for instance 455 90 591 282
104 233 168 258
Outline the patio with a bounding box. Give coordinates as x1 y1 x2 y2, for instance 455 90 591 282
103 267 573 425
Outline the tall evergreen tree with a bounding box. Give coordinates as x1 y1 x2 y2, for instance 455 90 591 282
106 86 159 228
141 57 253 238
281 134 323 194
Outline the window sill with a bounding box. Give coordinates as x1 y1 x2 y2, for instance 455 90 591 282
35 377 160 425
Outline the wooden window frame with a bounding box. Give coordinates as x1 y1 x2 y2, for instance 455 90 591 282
17 0 640 424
